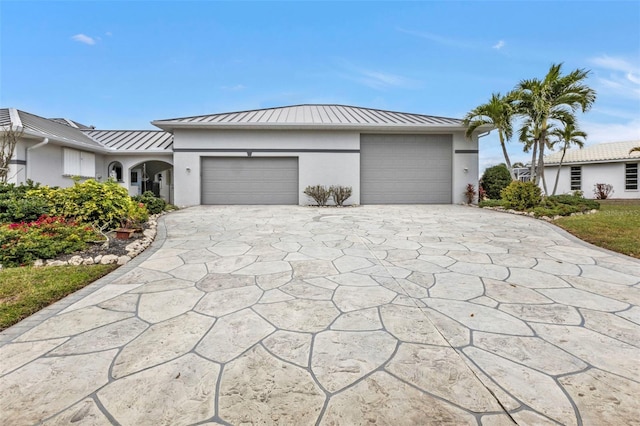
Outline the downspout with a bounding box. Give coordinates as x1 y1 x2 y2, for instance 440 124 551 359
26 138 49 181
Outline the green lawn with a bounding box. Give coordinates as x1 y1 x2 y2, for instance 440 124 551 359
0 264 118 331
554 199 640 259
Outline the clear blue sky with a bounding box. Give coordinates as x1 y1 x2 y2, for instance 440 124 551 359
1 1 639 173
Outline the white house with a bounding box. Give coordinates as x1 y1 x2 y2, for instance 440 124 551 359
543 141 640 199
2 105 488 206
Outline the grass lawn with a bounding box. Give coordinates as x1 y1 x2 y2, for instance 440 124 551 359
0 264 118 331
554 199 640 259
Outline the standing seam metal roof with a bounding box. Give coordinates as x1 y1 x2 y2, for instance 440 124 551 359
17 110 104 148
83 130 173 151
153 104 463 126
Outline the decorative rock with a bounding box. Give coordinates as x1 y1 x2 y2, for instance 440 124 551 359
100 254 119 265
81 257 95 265
117 255 131 265
33 259 44 267
94 255 103 264
143 229 156 238
46 260 67 266
68 255 83 266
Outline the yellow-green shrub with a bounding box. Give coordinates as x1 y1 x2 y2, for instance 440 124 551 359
500 181 542 210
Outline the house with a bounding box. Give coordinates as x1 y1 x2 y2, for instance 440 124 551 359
543 140 640 199
2 105 487 206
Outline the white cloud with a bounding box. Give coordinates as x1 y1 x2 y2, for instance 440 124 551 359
71 34 96 45
493 40 505 50
220 84 246 91
589 55 640 99
397 28 472 49
580 118 640 144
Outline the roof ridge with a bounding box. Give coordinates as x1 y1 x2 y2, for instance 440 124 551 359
153 104 461 123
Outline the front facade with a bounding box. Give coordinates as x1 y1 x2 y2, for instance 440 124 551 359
543 141 640 199
2 105 486 206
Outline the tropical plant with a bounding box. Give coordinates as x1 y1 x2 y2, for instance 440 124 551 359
593 183 614 200
480 164 512 199
463 92 517 180
512 63 596 194
549 121 587 196
500 181 542 210
464 184 477 204
329 185 352 206
630 146 640 154
304 185 331 206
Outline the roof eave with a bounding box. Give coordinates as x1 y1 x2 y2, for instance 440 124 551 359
21 128 110 153
151 121 466 132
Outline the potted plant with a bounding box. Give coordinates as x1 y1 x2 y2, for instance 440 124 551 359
115 201 148 239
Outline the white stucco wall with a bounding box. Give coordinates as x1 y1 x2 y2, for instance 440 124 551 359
543 161 640 199
172 128 479 207
173 129 361 206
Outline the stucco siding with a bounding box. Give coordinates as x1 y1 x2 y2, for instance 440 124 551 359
543 161 640 199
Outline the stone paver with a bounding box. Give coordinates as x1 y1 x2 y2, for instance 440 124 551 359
1 205 639 425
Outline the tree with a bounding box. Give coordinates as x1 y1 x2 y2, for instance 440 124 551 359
630 146 640 154
513 63 596 194
0 125 24 183
549 121 587 196
463 92 517 180
480 164 512 199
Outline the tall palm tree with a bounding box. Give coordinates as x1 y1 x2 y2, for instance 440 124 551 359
513 63 596 194
463 92 517 180
549 121 587 196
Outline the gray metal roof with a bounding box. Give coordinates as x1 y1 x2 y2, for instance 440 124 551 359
84 130 173 152
49 118 94 130
17 110 105 149
545 141 640 165
153 104 465 131
0 109 11 127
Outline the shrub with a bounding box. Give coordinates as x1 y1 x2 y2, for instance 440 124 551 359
533 193 600 217
304 185 331 206
500 181 542 210
28 179 144 229
132 191 166 215
479 199 504 208
0 215 99 267
464 184 477 204
121 201 149 229
593 183 614 200
0 181 50 223
480 165 512 199
330 186 352 206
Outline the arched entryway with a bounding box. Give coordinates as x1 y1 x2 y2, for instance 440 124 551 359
129 160 173 204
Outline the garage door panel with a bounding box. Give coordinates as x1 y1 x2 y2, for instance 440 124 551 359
361 134 452 204
202 157 298 205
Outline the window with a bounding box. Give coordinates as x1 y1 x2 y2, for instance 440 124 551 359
108 161 123 182
570 166 581 191
131 171 138 183
63 148 95 177
626 163 638 190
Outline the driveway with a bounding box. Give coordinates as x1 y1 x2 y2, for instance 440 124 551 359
1 205 639 425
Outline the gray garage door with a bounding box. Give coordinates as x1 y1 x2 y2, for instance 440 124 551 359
201 157 298 205
360 134 452 204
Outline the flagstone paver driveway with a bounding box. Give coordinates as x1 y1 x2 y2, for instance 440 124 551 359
1 205 639 425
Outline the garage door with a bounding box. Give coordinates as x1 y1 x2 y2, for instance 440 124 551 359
360 134 452 204
201 157 298 205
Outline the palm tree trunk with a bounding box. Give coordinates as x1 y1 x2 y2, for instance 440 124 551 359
538 127 548 195
551 146 568 196
530 140 538 183
499 132 516 180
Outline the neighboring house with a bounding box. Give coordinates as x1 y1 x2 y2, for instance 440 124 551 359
1 108 174 202
543 141 640 199
2 104 488 206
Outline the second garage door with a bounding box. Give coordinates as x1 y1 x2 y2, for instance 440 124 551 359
201 157 299 205
360 134 452 204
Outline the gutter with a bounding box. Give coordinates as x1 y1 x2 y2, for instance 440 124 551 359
26 138 49 180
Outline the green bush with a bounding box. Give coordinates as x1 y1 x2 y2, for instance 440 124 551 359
533 193 600 217
132 191 166 215
0 181 50 223
500 181 542 210
0 215 98 267
28 179 144 229
479 199 505 208
480 165 512 199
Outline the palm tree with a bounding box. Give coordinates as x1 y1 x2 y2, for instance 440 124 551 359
630 146 640 154
513 63 596 194
549 121 587 196
463 92 517 180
